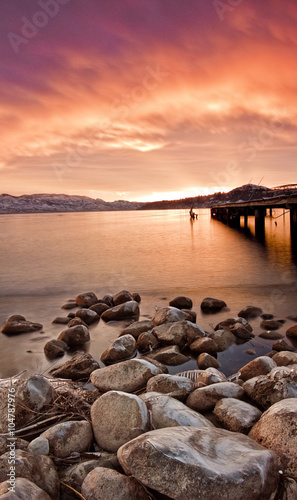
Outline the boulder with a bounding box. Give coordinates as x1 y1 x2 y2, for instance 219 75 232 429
44 339 68 358
67 317 88 327
228 322 254 340
120 320 155 339
189 337 218 355
40 420 93 458
59 453 119 493
61 300 77 310
213 397 262 433
1 315 43 335
28 436 50 455
209 329 236 351
243 366 297 410
260 320 283 331
91 391 149 452
272 351 297 366
101 334 136 364
195 367 227 385
186 382 244 412
286 324 297 338
169 296 193 310
238 306 263 319
102 294 114 306
249 399 297 479
89 302 110 316
146 374 194 394
131 292 141 303
197 353 221 369
239 356 277 381
141 392 214 429
50 353 100 380
215 318 237 330
153 320 202 347
152 306 187 325
200 297 227 313
147 345 190 365
182 309 197 322
0 375 56 433
0 450 60 499
272 339 295 352
0 478 52 499
76 292 98 308
52 316 69 324
75 308 99 325
113 290 133 305
259 331 284 340
118 426 279 500
90 358 164 393
81 467 150 500
57 325 90 346
101 301 139 322
137 331 159 353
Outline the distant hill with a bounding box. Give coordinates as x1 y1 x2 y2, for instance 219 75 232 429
1 184 296 214
139 184 297 210
0 193 144 214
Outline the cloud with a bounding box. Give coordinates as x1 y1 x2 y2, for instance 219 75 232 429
0 0 296 200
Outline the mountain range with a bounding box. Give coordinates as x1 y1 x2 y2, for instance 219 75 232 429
0 184 296 214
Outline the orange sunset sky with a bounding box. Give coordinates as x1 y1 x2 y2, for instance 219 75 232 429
1 0 297 201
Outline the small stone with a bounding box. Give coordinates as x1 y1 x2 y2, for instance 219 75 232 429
40 420 93 458
260 320 283 331
272 351 297 366
67 317 88 327
76 292 98 308
102 294 114 306
60 454 119 493
82 467 150 500
195 367 227 385
209 329 236 352
113 290 133 305
131 292 141 303
238 306 263 319
186 382 244 412
101 334 137 364
147 345 190 365
44 339 68 358
0 478 52 500
197 352 221 369
213 397 262 433
28 436 50 455
261 313 274 320
169 296 193 310
62 300 77 310
259 331 284 340
286 324 297 338
189 337 218 355
75 308 99 325
246 349 256 355
52 316 70 324
146 374 194 394
1 316 43 335
228 322 254 340
152 306 187 325
120 320 155 339
137 331 159 353
101 301 139 322
200 297 227 313
57 324 90 346
89 302 110 316
272 339 295 352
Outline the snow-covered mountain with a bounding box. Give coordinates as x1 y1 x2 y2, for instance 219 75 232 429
0 194 144 214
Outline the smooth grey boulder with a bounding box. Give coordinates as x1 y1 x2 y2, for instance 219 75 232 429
249 398 297 479
0 450 60 499
101 334 136 364
101 301 139 322
152 306 187 325
213 397 262 433
28 436 50 455
40 420 93 458
91 391 149 452
90 358 163 393
0 478 52 500
146 374 194 394
81 467 150 500
186 382 244 412
239 356 277 381
117 426 279 500
243 365 297 410
141 392 214 429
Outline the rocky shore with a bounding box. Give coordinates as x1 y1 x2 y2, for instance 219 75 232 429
0 290 297 499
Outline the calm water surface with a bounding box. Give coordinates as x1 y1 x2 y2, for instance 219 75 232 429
0 209 296 378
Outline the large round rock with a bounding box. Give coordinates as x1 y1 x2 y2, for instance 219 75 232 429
91 391 149 452
81 467 150 500
249 398 297 479
117 426 279 500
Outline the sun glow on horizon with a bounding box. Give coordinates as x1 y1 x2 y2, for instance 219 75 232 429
134 187 233 203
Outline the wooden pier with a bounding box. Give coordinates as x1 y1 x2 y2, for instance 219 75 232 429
211 194 297 242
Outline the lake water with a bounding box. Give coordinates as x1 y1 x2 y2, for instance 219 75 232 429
0 208 297 379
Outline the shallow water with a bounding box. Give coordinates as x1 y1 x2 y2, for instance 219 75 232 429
0 208 296 378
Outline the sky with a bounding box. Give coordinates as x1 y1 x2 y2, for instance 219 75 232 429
0 0 296 202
